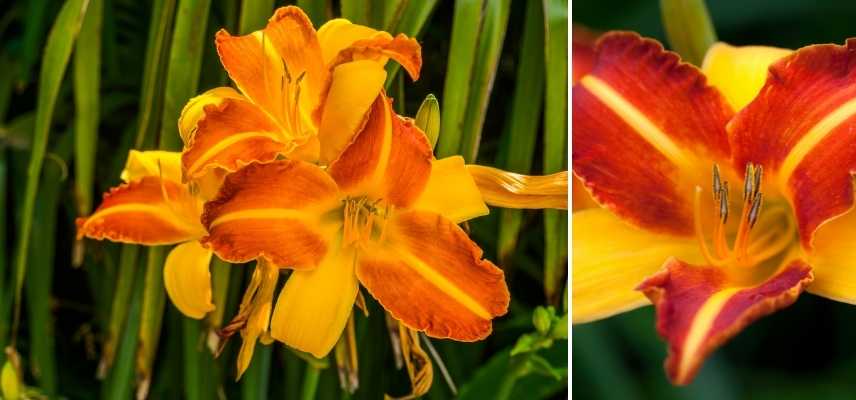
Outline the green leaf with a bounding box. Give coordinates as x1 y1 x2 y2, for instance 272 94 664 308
12 0 90 345
435 0 482 159
133 0 177 149
23 132 71 396
72 0 102 217
158 0 212 151
542 0 568 304
103 261 146 400
340 0 369 26
383 0 438 88
660 0 717 65
242 344 273 399
415 94 440 149
527 355 564 381
238 0 274 34
457 0 510 163
297 0 329 28
136 246 167 399
496 0 545 262
97 244 140 379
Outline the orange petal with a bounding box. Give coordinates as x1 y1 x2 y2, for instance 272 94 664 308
572 32 734 236
356 210 509 341
178 87 244 145
215 29 288 122
263 6 328 112
728 38 856 249
77 177 205 245
329 33 422 81
200 160 341 268
181 97 288 182
637 258 813 385
328 95 433 207
572 174 598 211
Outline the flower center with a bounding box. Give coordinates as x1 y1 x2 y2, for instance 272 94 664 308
693 163 795 269
342 197 391 247
279 61 307 137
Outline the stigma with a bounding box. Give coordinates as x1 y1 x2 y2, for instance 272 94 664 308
693 163 786 268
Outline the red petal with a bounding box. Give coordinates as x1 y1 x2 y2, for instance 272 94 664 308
728 38 856 249
572 32 734 236
637 258 813 385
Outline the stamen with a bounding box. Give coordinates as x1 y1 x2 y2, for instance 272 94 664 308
696 162 778 268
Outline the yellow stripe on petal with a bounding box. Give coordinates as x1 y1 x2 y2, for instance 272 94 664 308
467 165 567 210
701 42 791 110
412 156 489 223
164 241 215 319
120 150 182 183
572 209 703 324
270 245 359 358
579 75 693 170
318 60 387 163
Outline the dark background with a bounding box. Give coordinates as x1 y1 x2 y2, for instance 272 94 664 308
572 1 856 399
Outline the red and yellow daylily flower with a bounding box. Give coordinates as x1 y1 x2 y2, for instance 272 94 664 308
573 32 856 384
76 150 217 320
178 5 421 186
200 93 510 361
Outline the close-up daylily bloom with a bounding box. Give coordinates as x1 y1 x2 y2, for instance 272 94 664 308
573 31 856 384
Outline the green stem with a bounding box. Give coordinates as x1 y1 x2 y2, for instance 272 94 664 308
494 357 529 400
300 364 321 400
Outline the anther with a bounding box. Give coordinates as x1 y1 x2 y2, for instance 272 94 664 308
748 192 763 228
718 182 729 223
743 163 754 201
752 165 763 200
712 164 721 201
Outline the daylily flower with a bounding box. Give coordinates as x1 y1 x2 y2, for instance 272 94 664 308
178 5 421 187
572 32 856 384
200 93 510 362
76 150 217 320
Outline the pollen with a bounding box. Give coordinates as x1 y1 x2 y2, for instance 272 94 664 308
342 197 391 247
693 163 791 268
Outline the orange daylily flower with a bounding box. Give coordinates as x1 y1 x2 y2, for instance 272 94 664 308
178 5 421 186
573 32 856 384
76 151 217 319
200 94 510 361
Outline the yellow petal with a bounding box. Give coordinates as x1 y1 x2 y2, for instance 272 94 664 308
806 207 856 303
270 245 359 358
572 208 703 323
701 42 792 110
317 59 387 163
316 18 382 64
467 165 568 210
163 241 215 319
178 86 244 145
120 150 183 183
237 260 279 379
411 156 489 223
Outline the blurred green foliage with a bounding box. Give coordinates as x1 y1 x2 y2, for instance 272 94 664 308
0 0 568 398
573 0 856 399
